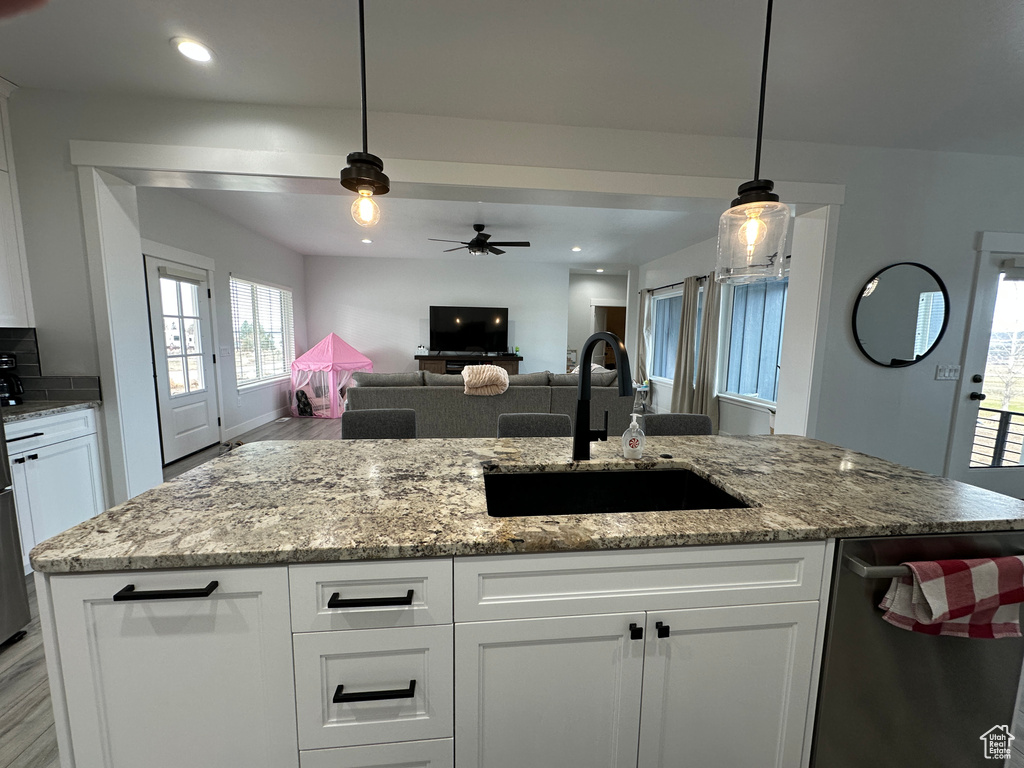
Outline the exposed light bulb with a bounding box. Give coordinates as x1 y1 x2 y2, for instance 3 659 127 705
571 246 582 252
361 238 373 244
172 38 212 62
596 268 604 273
738 210 768 256
351 189 380 227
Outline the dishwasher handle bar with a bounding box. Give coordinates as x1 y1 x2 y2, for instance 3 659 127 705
844 555 911 579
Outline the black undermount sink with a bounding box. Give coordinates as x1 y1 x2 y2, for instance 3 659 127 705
483 468 749 518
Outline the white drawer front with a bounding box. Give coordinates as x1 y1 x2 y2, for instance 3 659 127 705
290 559 453 632
294 625 454 750
299 739 453 768
5 408 96 452
455 541 827 621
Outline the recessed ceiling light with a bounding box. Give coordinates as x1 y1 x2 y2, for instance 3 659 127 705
596 268 604 273
172 37 213 63
571 246 582 252
361 238 373 244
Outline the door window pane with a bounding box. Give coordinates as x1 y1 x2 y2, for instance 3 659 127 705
187 356 205 392
183 319 201 354
164 318 181 355
159 278 179 316
970 274 1024 468
180 283 199 317
167 357 186 396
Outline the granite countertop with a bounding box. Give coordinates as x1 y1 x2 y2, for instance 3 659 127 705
2 400 100 423
29 434 1024 573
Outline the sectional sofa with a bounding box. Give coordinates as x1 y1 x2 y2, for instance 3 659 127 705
345 370 635 439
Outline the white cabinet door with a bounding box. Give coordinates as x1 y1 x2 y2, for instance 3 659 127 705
455 612 645 768
21 433 104 546
638 602 819 768
50 566 299 768
0 170 30 327
8 452 33 572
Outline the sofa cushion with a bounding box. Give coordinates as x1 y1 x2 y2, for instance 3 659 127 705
423 372 464 386
507 372 550 387
549 386 634 437
548 373 578 387
351 371 424 387
549 370 618 387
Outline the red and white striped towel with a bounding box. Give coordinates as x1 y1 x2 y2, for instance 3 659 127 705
879 557 1024 638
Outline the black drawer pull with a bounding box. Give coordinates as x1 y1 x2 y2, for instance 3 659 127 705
27 454 38 461
6 432 44 443
328 589 414 609
655 621 671 638
333 679 416 704
113 581 219 601
12 457 25 464
629 622 643 640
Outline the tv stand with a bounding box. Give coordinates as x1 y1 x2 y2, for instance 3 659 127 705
415 354 522 375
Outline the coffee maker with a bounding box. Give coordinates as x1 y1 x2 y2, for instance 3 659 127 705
0 354 24 406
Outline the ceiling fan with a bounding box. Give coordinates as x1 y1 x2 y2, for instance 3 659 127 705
429 224 531 256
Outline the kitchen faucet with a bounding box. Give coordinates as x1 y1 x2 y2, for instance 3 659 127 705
573 332 633 461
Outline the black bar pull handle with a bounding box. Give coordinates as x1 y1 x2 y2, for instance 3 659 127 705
6 432 44 443
655 621 671 638
333 679 416 704
629 622 643 640
12 457 25 464
113 581 219 602
328 589 414 609
27 454 38 461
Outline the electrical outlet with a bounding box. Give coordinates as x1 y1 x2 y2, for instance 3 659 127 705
935 364 961 381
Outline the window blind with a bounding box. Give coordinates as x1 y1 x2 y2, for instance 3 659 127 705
229 276 294 386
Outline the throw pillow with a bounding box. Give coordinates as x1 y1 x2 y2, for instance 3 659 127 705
423 372 464 386
507 371 549 386
350 371 424 387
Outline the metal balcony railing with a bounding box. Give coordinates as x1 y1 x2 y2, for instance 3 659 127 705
970 407 1024 468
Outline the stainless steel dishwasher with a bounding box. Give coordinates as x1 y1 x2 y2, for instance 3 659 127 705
811 533 1024 767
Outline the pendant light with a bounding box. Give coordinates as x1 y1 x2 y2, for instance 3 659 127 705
716 0 789 284
340 0 389 227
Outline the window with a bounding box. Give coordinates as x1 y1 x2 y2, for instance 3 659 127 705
229 276 294 386
914 291 944 357
159 276 206 397
649 286 704 382
722 278 788 402
650 293 682 380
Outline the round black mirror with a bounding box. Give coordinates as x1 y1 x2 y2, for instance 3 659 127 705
852 262 949 367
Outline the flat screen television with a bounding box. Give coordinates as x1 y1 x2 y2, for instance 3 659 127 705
429 305 509 354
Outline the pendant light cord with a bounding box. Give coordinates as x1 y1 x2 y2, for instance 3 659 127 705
358 0 368 154
753 0 773 181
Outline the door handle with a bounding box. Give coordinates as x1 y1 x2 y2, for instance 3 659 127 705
970 392 987 401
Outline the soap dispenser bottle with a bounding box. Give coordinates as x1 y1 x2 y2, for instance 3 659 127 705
622 413 645 459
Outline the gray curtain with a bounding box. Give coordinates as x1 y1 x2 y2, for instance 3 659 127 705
669 277 701 413
693 271 722 432
635 291 652 383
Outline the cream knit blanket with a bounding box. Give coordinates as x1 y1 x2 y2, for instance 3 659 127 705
462 364 509 396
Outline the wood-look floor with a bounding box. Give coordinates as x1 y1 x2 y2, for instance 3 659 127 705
1 416 336 768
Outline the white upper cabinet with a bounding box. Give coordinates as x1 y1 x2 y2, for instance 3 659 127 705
0 84 34 327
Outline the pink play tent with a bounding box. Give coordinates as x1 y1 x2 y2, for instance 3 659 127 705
290 333 372 418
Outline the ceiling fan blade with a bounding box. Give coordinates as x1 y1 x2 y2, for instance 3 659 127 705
478 232 491 242
487 241 531 247
443 246 469 253
428 239 469 244
488 247 506 255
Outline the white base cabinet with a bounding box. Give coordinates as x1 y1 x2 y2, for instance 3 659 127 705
48 566 299 768
38 543 830 768
7 409 105 572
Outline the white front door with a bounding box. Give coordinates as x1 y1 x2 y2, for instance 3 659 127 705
946 234 1024 496
145 256 220 464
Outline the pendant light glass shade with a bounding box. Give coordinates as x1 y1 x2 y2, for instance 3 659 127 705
717 197 789 284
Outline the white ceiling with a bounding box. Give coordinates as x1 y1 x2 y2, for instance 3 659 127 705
170 185 732 269
1 0 1022 156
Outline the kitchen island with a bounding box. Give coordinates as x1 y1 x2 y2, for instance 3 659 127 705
29 436 1024 768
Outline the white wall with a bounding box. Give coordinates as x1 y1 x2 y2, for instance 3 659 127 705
10 89 1024 475
304 255 568 375
567 273 628 367
136 189 308 438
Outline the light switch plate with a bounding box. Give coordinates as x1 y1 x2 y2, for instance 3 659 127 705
935 364 961 381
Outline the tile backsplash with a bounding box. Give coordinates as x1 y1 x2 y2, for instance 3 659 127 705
0 327 101 402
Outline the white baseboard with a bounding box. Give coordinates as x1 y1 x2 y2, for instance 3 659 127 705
222 407 290 441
